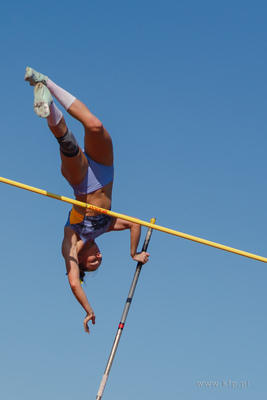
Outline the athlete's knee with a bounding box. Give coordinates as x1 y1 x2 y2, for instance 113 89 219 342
56 129 80 157
84 116 104 133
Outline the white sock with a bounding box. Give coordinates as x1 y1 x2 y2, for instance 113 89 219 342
47 102 63 126
46 78 76 110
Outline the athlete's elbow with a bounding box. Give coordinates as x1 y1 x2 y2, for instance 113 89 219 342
69 278 80 292
67 272 80 290
131 222 141 234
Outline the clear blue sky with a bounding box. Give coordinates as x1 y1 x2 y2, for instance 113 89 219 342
1 1 267 399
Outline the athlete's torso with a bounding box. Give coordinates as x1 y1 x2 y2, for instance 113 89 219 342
75 180 113 216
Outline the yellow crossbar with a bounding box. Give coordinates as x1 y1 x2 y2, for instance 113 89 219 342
1 176 266 263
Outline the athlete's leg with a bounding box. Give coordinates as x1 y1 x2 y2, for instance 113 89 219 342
29 82 88 185
47 78 113 166
25 67 113 166
47 101 88 186
67 99 113 166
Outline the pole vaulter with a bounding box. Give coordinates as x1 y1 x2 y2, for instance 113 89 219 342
95 219 155 400
1 176 267 264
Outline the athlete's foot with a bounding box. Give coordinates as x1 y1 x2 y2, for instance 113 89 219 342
33 83 53 118
24 67 48 86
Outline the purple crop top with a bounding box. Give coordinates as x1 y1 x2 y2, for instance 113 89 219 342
70 152 114 196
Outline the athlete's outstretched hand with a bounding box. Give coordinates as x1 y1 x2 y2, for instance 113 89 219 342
84 311 96 333
132 251 150 264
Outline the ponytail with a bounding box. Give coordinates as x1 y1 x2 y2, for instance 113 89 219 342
79 269 85 284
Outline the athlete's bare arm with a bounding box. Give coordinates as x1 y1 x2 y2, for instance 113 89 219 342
108 218 150 264
62 226 95 333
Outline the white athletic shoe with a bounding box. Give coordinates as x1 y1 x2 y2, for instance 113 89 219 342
33 83 53 118
25 67 48 86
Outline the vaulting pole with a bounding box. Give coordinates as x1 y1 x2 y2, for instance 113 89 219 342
1 176 267 263
95 218 156 400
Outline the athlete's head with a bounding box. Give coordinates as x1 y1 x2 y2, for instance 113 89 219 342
78 240 102 277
